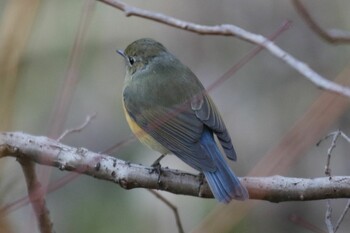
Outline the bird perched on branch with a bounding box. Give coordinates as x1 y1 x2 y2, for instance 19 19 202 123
118 38 248 203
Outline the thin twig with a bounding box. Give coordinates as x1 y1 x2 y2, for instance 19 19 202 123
57 113 97 141
319 130 350 233
325 130 341 176
325 200 334 233
318 130 350 177
292 0 350 44
339 131 350 143
148 190 184 233
18 158 54 233
322 131 337 233
317 133 337 147
98 0 350 98
334 199 350 232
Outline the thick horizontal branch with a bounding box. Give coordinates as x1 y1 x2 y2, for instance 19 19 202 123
1 132 350 202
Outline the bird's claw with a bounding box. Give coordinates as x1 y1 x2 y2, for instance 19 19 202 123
150 154 166 184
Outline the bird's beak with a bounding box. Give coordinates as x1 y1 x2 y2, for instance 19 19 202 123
117 50 126 58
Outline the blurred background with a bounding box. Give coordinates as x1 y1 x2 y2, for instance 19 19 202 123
1 0 350 232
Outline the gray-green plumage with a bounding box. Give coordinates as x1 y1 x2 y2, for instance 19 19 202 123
119 38 248 202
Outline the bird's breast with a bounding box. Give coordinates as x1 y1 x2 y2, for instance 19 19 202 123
122 100 170 155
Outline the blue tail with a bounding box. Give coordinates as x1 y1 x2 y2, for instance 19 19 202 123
200 128 249 203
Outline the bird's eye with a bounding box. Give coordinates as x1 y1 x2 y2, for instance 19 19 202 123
128 57 135 65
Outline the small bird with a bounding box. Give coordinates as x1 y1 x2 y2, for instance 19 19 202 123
118 38 248 203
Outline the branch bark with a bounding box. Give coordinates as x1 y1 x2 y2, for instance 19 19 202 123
1 132 349 203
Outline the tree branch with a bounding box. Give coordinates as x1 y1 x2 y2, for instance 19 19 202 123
1 132 350 203
292 0 350 44
98 0 350 98
148 190 184 233
318 130 350 233
18 159 54 233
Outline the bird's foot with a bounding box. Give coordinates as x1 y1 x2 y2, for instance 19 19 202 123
151 154 166 168
150 154 166 184
198 172 205 185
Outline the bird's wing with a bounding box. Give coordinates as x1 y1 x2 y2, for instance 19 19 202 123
125 102 217 172
192 93 237 161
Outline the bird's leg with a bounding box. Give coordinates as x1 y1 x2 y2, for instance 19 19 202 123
150 154 166 184
198 172 205 185
151 154 166 168
197 172 206 195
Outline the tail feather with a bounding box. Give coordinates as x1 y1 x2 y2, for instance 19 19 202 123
204 165 248 203
201 129 249 203
204 171 231 203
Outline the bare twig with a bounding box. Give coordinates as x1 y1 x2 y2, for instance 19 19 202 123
325 200 334 233
292 0 350 44
334 199 350 232
318 130 350 177
98 0 350 98
18 158 54 233
338 131 350 143
317 130 350 146
148 190 184 233
323 130 341 176
318 130 350 233
57 113 97 141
